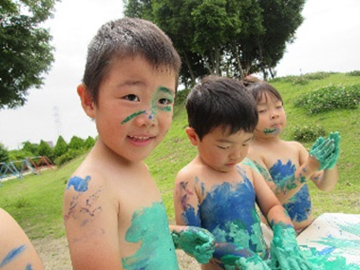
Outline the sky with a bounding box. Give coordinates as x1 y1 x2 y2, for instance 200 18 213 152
0 0 359 150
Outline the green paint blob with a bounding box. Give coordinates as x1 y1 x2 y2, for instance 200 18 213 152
172 227 215 264
263 128 280 135
122 202 179 269
121 110 146 124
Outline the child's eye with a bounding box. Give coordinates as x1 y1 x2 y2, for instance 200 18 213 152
158 98 173 105
258 109 266 113
217 145 229 150
123 94 140 102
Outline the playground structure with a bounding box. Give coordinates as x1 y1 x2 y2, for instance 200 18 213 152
0 156 54 183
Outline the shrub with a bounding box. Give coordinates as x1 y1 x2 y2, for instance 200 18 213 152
21 141 38 156
54 136 68 158
294 84 360 114
0 143 9 163
292 125 326 142
346 70 360 76
84 136 96 149
38 140 54 160
68 136 85 150
54 149 82 167
303 72 331 80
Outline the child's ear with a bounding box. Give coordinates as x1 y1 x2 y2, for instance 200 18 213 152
186 127 200 146
77 84 95 119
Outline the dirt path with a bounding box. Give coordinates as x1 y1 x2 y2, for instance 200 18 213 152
33 236 201 269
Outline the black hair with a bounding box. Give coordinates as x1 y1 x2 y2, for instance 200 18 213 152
82 17 181 104
186 75 258 141
247 81 283 105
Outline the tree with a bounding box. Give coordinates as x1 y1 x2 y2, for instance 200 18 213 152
53 135 68 158
0 143 9 163
68 136 84 150
37 140 53 159
84 136 96 150
124 0 305 83
0 0 59 109
22 141 38 156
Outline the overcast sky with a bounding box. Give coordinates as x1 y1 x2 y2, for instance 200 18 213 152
0 0 359 150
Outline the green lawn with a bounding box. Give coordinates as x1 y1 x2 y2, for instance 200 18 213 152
0 72 359 240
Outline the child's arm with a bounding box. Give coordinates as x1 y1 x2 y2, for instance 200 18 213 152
253 170 312 270
63 174 123 270
173 173 215 264
0 208 44 270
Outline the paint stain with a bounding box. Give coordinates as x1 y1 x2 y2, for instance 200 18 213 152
66 175 91 192
269 160 311 223
0 245 26 267
122 202 179 269
121 110 146 124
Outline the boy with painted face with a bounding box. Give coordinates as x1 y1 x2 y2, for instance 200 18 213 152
0 208 43 270
174 75 312 270
247 81 340 233
63 18 215 270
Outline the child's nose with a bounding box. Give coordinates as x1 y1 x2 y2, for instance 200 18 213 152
135 109 157 127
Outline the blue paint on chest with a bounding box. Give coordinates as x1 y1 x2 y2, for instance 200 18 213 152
182 167 266 256
66 175 91 192
269 160 312 222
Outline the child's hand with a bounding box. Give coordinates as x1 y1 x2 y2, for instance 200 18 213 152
309 132 340 170
326 132 341 169
270 223 312 270
172 227 215 264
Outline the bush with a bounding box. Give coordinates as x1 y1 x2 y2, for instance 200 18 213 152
0 143 9 163
21 141 38 156
68 136 85 150
292 125 326 142
294 84 360 114
54 149 82 167
54 136 68 158
38 140 54 160
303 72 331 80
84 136 96 149
346 70 360 76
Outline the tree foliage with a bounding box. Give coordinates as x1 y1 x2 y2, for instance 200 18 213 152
0 143 9 162
124 0 305 85
53 135 68 157
0 0 59 109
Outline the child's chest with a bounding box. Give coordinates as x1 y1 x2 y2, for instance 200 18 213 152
261 143 301 171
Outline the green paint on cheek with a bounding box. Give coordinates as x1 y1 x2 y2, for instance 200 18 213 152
121 110 146 124
122 202 179 270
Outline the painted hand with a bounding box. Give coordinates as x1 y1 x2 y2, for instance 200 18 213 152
325 132 341 169
270 223 313 270
172 227 215 264
310 133 339 170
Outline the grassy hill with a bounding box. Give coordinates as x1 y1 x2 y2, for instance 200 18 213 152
0 72 359 239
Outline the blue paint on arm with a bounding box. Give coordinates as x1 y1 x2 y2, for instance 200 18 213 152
66 175 91 192
0 245 26 267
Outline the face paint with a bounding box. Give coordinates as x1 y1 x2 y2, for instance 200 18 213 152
263 128 281 135
122 202 178 269
0 245 26 267
121 87 174 125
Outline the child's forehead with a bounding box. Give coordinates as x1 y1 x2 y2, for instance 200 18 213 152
211 125 253 140
258 91 281 104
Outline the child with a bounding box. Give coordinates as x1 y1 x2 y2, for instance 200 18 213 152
247 81 340 233
0 208 44 270
174 75 311 270
63 17 214 270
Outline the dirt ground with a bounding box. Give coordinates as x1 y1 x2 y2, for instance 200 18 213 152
33 236 201 270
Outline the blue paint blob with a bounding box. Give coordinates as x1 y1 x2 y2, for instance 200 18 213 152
25 263 34 270
66 175 91 192
0 245 26 267
182 204 201 227
269 160 312 222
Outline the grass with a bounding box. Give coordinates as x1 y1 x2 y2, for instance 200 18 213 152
0 71 360 240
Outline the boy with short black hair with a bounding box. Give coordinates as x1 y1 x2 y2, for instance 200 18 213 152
63 17 214 270
174 75 311 269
